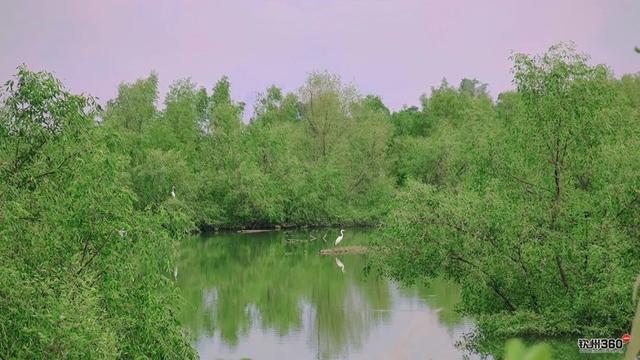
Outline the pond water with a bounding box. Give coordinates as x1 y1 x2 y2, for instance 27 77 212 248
177 228 478 359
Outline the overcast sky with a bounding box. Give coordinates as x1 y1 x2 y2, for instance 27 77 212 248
1 0 638 114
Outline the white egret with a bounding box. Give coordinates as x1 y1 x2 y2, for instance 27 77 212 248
171 186 176 198
173 266 178 281
118 229 126 238
334 229 344 246
335 257 345 273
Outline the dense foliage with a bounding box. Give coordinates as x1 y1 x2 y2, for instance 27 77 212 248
374 43 640 340
1 42 638 357
0 68 196 358
0 66 395 358
99 71 394 229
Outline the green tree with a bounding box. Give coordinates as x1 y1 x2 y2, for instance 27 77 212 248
298 72 356 161
0 67 195 358
103 72 158 132
375 43 640 338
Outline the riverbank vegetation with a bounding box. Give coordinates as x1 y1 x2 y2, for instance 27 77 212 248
374 44 640 343
101 71 394 229
1 43 638 357
0 68 197 358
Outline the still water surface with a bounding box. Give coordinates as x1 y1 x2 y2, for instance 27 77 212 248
177 228 477 359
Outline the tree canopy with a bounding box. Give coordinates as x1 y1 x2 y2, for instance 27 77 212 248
1 43 639 358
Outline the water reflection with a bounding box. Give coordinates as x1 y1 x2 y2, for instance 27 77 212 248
335 257 345 273
178 229 475 359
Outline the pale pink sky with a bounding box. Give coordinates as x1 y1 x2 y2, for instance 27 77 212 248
1 0 638 113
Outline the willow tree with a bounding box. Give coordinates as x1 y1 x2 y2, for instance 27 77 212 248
509 43 616 291
376 43 640 337
103 72 158 132
0 67 195 358
298 72 356 162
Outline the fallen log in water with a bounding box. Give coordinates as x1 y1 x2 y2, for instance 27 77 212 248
319 246 369 255
283 238 313 244
237 229 274 234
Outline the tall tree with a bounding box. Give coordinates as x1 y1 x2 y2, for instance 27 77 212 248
103 72 158 132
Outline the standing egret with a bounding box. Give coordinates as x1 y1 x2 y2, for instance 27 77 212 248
334 229 344 246
118 228 126 238
173 266 178 281
335 257 345 273
171 186 176 199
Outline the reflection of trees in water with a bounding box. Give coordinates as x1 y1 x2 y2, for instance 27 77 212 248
308 283 391 359
399 278 463 328
179 233 302 347
177 230 459 358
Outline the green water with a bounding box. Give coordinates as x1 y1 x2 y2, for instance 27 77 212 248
177 229 629 359
177 228 476 359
